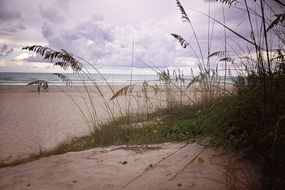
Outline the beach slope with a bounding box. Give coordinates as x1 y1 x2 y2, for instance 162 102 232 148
0 142 234 190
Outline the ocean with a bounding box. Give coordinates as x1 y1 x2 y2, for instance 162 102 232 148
0 72 236 86
0 72 160 86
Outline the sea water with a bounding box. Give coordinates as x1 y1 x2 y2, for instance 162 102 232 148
0 72 236 86
0 72 160 85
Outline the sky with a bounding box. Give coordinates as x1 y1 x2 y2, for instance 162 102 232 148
0 0 282 74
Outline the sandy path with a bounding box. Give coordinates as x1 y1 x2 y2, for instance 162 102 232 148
0 143 234 190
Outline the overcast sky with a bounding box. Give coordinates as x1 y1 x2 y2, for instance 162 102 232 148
0 0 282 74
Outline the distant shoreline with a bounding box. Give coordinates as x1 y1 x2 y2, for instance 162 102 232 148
0 72 236 86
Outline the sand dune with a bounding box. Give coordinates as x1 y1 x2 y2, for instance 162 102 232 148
0 143 240 190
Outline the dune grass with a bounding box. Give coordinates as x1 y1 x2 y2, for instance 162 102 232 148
0 94 219 168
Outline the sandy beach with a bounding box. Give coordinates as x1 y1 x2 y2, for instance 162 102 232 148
0 142 247 190
0 85 86 160
0 84 170 161
0 83 229 161
0 85 249 190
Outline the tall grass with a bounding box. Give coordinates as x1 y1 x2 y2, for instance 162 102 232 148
169 0 285 189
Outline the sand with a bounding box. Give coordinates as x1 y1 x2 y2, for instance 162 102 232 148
0 84 232 161
0 85 88 160
0 85 165 160
0 142 245 190
0 85 252 189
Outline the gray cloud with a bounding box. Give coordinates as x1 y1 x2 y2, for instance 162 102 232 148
1 0 282 73
38 0 71 24
0 43 14 57
54 0 71 12
0 0 26 35
0 0 21 22
75 19 115 44
39 5 66 23
40 15 179 69
0 23 26 36
0 10 21 22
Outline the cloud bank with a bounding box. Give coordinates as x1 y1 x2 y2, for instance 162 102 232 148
0 0 281 73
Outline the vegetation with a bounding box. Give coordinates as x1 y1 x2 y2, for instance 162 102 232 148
170 0 285 188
